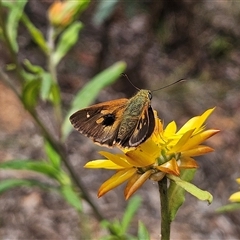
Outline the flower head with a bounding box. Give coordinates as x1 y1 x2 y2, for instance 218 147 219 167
48 0 89 27
85 108 219 199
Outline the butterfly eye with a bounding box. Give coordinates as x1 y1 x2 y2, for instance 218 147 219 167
148 91 152 100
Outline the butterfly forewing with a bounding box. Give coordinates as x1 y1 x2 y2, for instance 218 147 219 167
70 99 128 146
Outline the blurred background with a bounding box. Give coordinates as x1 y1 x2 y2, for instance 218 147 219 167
0 0 240 239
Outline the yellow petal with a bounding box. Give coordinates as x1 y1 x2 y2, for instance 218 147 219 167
236 178 240 184
99 151 132 168
168 129 195 153
98 168 136 197
179 129 220 151
178 157 199 168
177 108 215 135
181 145 214 157
124 170 152 199
157 159 180 176
229 191 240 202
84 160 123 169
164 121 177 136
126 147 157 167
149 171 166 182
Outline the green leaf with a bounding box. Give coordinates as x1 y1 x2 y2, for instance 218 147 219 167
5 0 27 52
121 195 141 234
49 82 61 106
22 79 41 109
0 160 61 182
168 169 196 221
216 203 240 213
0 179 57 194
23 60 52 98
53 21 83 65
23 59 44 74
21 14 48 54
61 185 82 211
44 140 61 169
62 61 126 140
93 0 119 26
138 221 150 240
168 173 213 221
40 72 53 101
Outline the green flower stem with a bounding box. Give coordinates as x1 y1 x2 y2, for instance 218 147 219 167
158 176 171 240
46 25 63 138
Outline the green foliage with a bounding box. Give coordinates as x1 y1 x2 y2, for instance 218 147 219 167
137 221 150 240
216 203 240 213
21 14 49 54
93 0 120 26
100 196 149 240
2 0 27 52
44 140 61 169
167 170 213 222
22 79 41 109
53 22 83 65
0 179 57 194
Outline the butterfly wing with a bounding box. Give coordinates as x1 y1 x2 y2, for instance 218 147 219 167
120 106 155 147
70 99 128 147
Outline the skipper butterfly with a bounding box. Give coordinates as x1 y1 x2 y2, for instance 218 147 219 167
70 78 184 148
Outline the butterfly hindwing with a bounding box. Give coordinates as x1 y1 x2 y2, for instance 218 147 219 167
127 106 155 147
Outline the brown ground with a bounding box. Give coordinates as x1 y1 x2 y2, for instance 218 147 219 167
0 1 240 239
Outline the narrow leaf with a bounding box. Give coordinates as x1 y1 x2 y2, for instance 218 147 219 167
167 169 196 221
22 79 41 109
5 0 27 52
53 21 83 65
93 0 119 26
40 72 53 101
49 82 61 106
0 160 61 182
216 203 240 213
23 59 44 74
121 196 141 233
138 221 150 240
61 185 82 211
0 178 57 194
44 140 61 169
168 173 213 206
21 14 48 54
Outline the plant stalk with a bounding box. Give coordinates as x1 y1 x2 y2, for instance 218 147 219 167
158 176 171 240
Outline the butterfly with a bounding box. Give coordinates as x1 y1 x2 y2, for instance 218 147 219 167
69 89 155 148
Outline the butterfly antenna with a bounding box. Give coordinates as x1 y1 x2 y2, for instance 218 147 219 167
152 78 186 92
121 73 140 91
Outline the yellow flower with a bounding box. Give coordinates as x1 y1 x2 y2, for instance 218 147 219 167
85 108 219 199
229 178 240 202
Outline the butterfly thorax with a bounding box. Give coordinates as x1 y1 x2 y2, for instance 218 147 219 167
116 89 152 145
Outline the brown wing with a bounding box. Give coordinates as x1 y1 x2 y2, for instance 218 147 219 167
69 99 128 147
122 106 155 147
